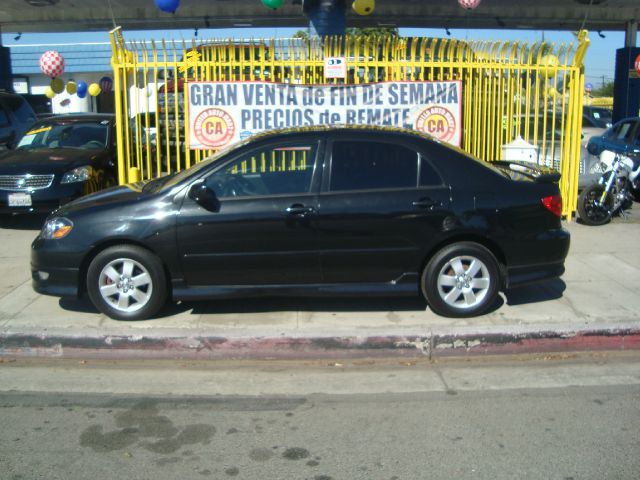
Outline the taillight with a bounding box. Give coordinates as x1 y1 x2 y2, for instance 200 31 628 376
541 194 562 217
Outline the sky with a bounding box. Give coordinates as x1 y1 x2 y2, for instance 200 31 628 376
2 26 634 89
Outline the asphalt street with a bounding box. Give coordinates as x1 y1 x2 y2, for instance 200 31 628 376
1 353 640 479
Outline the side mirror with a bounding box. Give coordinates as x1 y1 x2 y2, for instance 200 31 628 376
188 180 220 212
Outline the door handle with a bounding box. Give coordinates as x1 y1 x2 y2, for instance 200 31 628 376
412 198 441 209
285 204 316 216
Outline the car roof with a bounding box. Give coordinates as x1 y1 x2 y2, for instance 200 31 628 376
35 113 115 124
245 124 437 143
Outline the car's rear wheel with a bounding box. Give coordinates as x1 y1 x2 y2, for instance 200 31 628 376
422 242 500 318
86 245 167 321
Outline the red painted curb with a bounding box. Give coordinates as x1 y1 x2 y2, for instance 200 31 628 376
1 329 639 360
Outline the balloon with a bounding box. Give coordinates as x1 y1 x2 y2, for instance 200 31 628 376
352 0 374 15
99 76 113 93
458 0 481 8
154 0 180 13
539 54 559 78
66 81 77 94
50 77 64 94
39 50 65 78
262 0 283 8
44 87 56 99
77 81 88 99
88 83 101 97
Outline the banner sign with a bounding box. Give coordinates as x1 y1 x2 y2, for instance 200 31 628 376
188 81 462 150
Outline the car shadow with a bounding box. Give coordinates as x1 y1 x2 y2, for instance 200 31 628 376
186 295 429 315
59 296 193 319
504 279 566 306
59 297 100 314
0 213 48 231
58 287 553 321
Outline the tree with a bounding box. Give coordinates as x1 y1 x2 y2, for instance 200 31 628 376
592 81 614 97
292 30 310 42
345 27 399 38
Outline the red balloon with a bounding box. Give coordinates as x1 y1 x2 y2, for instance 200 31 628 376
39 51 65 78
458 0 481 9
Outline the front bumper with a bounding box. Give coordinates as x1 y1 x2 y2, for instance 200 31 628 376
0 182 86 215
31 236 81 298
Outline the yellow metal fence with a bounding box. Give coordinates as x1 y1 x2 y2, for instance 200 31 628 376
110 28 589 217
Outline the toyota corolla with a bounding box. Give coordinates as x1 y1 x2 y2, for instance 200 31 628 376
31 125 569 320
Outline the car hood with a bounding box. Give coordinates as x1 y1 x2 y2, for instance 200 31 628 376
0 147 106 175
55 180 169 219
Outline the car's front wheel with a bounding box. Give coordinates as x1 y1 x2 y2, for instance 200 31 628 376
422 242 501 318
86 245 167 321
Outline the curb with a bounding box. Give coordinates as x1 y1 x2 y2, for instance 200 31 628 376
1 327 639 360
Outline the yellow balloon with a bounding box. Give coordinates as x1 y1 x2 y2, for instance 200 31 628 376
539 54 559 78
44 86 56 99
352 0 375 15
66 81 77 94
50 77 64 94
88 83 101 97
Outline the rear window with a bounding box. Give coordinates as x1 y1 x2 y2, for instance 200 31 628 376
330 140 418 191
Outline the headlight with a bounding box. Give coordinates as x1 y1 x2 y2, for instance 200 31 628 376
61 166 93 184
41 217 74 240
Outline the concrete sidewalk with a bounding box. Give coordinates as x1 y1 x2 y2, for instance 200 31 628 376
1 209 639 360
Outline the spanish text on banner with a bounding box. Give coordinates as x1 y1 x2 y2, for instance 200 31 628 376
188 81 462 150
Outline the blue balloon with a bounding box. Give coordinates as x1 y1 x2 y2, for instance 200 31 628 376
155 0 180 13
77 81 88 99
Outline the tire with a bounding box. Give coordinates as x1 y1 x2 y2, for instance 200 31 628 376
86 245 168 321
421 242 501 318
577 184 613 226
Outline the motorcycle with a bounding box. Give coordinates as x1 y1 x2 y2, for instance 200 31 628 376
577 150 640 226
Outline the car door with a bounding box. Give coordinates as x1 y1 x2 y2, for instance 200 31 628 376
316 133 451 284
176 137 323 286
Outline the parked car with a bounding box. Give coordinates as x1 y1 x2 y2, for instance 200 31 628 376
31 125 569 320
0 114 118 215
587 117 640 158
583 106 613 129
580 106 610 166
0 91 37 150
505 113 597 183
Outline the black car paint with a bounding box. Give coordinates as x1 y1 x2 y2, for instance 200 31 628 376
0 114 117 214
31 127 569 307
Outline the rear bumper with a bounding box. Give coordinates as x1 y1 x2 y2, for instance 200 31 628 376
504 227 570 289
505 262 565 289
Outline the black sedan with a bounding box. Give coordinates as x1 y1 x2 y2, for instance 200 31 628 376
31 125 569 320
0 114 117 215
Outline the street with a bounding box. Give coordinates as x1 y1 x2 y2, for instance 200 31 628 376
1 353 639 479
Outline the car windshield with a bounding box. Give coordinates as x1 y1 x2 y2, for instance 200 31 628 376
16 120 109 150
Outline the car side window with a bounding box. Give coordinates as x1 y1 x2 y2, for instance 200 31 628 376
611 121 634 141
329 140 418 191
419 155 442 186
205 142 317 198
